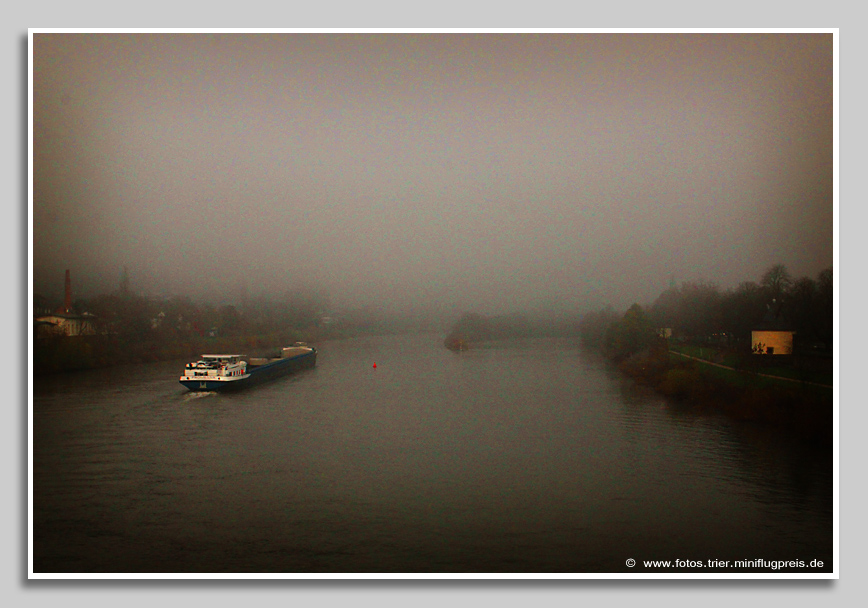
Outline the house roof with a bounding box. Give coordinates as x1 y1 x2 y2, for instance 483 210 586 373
35 312 97 321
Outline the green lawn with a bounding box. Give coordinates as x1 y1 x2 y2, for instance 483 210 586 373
668 344 743 367
668 343 832 390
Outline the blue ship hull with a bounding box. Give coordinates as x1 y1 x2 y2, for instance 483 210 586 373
180 349 316 392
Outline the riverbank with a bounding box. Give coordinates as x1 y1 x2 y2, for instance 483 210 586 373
31 324 444 376
31 327 333 376
615 344 833 445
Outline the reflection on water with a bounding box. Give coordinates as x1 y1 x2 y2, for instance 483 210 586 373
32 334 833 573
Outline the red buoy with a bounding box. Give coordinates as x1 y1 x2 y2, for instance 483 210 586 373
373 363 377 369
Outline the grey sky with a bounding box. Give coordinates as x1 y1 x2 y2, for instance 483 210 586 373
32 32 834 316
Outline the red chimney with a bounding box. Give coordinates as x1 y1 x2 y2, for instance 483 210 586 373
56 270 72 314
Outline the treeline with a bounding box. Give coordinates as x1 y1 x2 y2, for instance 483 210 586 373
443 311 584 349
575 264 833 442
445 312 534 345
33 288 332 374
578 264 833 359
78 290 327 341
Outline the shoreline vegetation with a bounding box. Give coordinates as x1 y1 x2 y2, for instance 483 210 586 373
443 266 833 444
614 341 832 444
570 264 834 444
33 318 433 376
33 285 443 376
446 312 832 444
32 326 329 376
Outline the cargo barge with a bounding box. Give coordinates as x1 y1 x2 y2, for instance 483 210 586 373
179 343 316 392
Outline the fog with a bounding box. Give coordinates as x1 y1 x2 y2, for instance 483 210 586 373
32 32 833 318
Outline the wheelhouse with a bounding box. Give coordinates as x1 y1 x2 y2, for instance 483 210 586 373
183 354 247 379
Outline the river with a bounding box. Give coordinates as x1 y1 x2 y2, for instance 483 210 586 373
31 333 834 575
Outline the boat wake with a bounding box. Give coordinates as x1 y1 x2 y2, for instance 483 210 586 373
181 390 217 402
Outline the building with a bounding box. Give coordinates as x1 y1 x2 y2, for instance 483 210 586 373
34 312 97 338
34 270 98 337
751 306 794 355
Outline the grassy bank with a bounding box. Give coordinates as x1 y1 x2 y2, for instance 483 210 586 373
668 343 833 386
616 344 833 445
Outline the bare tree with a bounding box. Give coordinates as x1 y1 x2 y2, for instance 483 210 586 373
760 264 793 302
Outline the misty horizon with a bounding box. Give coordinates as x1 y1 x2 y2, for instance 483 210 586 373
31 32 834 318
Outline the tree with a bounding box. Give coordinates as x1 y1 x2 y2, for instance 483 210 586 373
650 286 680 330
678 281 723 340
719 281 766 343
788 276 819 345
578 306 620 348
83 292 155 338
760 264 793 302
605 303 658 360
816 267 833 349
650 280 722 341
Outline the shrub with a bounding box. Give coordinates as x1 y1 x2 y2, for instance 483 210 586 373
657 367 703 399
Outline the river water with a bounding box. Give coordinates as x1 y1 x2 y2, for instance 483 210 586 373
31 333 834 575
